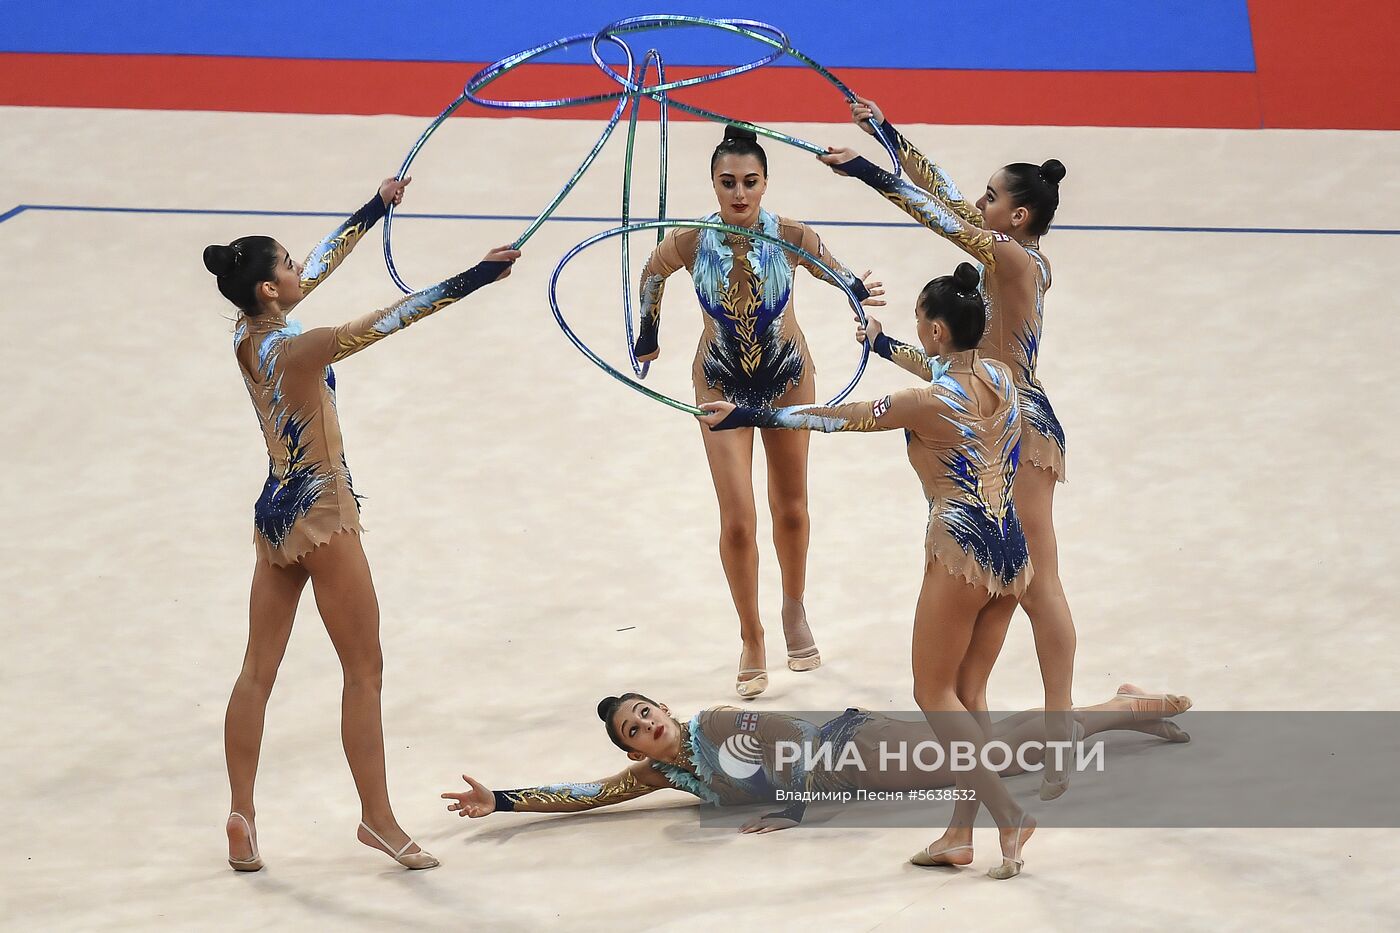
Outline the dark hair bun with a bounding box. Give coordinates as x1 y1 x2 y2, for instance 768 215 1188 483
952 262 981 294
597 697 618 722
203 244 237 277
724 124 758 142
1039 159 1066 186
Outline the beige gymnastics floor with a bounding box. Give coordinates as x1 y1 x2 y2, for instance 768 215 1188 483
1 106 1398 931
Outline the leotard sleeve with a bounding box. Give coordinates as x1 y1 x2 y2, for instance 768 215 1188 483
880 119 985 227
284 259 511 369
298 192 388 297
833 155 1020 269
631 229 689 358
491 762 667 813
871 332 936 381
710 386 936 435
789 222 871 302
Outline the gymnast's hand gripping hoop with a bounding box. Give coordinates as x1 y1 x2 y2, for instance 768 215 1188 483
381 15 900 414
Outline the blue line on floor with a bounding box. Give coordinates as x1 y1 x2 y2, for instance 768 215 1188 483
2 203 1397 236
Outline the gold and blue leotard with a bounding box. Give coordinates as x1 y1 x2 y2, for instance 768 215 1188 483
842 133 1067 481
712 348 1031 596
232 192 508 565
632 209 870 408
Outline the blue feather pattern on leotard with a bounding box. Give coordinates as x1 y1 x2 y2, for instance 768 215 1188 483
694 209 804 406
241 319 340 546
929 363 1028 588
1009 247 1066 456
253 413 335 547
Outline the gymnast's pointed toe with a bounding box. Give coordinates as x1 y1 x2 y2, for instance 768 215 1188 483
910 843 972 867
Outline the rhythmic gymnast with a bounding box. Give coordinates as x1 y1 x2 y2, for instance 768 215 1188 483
205 176 519 872
826 98 1080 800
441 685 1189 850
695 263 1040 877
631 125 886 698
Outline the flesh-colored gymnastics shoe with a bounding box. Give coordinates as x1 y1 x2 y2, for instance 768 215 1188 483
227 812 263 872
736 668 769 699
781 597 822 672
910 843 973 867
1116 683 1193 718
1039 720 1087 801
988 813 1035 881
357 822 439 870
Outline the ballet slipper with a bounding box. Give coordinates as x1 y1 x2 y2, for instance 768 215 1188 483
1039 720 1086 801
357 822 439 870
781 597 821 672
227 812 263 872
736 668 769 699
988 813 1035 880
910 843 973 867
736 640 768 698
1116 683 1193 718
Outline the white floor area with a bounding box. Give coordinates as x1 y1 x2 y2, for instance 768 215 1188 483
2 106 1398 930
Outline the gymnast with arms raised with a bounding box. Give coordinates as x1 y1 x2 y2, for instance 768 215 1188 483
207 175 518 872
631 125 885 697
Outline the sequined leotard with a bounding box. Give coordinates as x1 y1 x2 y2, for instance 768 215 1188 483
631 209 870 407
839 129 1066 481
232 192 507 565
712 348 1031 596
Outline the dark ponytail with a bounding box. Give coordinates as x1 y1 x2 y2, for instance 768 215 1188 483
710 124 768 175
1001 159 1066 236
598 692 661 752
202 235 281 314
918 262 986 351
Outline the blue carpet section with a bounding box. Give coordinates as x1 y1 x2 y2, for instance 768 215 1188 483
0 0 1256 71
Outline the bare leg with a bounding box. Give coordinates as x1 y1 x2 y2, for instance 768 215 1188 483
910 567 1033 876
868 685 1193 790
918 593 1017 862
760 424 819 669
699 423 766 694
301 531 424 861
1014 465 1078 791
224 557 309 864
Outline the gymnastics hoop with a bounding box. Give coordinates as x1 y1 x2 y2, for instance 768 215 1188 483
383 15 900 289
382 15 896 413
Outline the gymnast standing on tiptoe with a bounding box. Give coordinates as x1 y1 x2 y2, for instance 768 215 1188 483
205 175 518 872
631 125 885 698
698 263 1037 878
832 97 1081 799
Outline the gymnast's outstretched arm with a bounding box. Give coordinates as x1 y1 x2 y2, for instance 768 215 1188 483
298 177 411 297
284 245 519 369
849 95 985 227
699 385 939 437
631 230 688 362
442 762 672 817
818 149 1026 273
856 314 937 381
873 333 938 380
